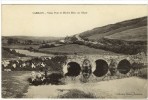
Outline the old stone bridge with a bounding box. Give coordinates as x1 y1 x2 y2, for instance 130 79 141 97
2 53 146 80
62 54 146 79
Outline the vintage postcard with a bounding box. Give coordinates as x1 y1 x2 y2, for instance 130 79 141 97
1 4 147 98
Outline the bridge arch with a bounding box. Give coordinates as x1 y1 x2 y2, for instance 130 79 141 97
117 59 131 74
93 59 109 77
65 62 81 77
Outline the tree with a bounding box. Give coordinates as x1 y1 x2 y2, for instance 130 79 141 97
27 40 33 44
7 38 14 45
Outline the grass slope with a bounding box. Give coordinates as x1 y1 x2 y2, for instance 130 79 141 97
105 26 147 41
39 44 117 55
79 16 147 41
2 71 30 98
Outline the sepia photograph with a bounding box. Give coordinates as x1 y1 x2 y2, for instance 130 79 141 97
1 4 147 98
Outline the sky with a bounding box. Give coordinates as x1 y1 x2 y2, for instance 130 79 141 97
2 5 147 37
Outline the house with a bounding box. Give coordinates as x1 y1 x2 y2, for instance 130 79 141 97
59 40 65 43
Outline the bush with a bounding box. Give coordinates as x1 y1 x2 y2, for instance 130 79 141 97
39 43 55 49
138 68 147 79
45 56 67 72
28 72 64 85
3 47 26 57
46 73 64 85
59 89 96 98
3 47 11 52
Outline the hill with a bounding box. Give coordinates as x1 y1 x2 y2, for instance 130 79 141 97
79 16 147 42
2 36 63 44
74 16 147 55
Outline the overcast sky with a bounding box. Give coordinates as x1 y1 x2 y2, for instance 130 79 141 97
2 5 147 37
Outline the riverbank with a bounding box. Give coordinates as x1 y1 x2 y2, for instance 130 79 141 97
2 71 31 98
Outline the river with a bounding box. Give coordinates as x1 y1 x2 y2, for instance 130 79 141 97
13 49 54 57
24 77 147 98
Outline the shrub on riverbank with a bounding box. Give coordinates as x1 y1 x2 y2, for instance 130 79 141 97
58 89 96 98
2 47 26 58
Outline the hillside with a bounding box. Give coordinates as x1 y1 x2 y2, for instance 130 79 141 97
79 16 147 42
104 26 147 41
75 16 147 55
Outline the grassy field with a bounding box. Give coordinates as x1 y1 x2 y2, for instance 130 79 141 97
105 26 147 41
3 44 39 49
2 71 31 98
39 44 117 55
2 43 119 56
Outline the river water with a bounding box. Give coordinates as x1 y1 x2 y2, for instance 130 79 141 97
23 77 147 98
14 49 54 57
